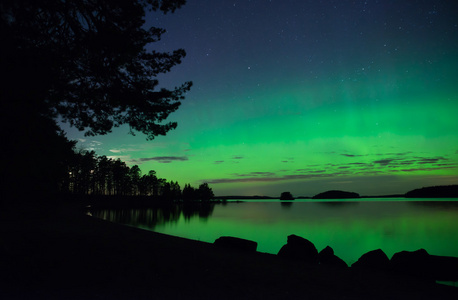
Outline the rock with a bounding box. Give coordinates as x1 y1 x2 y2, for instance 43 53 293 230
392 249 458 281
277 235 318 264
351 249 390 270
214 236 257 252
429 254 458 281
319 245 334 257
319 246 348 268
391 249 433 280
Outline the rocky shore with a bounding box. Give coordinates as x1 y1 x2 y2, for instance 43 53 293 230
1 200 457 299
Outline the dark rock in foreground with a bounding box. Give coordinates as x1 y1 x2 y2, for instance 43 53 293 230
392 249 458 282
214 236 258 252
391 249 433 280
352 249 390 270
430 254 458 281
405 185 458 198
277 234 318 264
312 190 360 199
319 246 348 268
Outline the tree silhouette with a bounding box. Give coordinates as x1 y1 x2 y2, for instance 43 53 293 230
197 183 214 201
182 184 197 202
0 1 190 199
129 165 142 196
1 0 191 139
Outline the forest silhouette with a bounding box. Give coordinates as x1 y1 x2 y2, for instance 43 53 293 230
64 150 214 201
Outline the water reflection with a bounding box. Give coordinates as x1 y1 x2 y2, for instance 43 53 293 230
91 202 216 230
90 199 458 265
316 201 359 207
280 201 293 209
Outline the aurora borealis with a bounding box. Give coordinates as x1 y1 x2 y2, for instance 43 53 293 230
63 0 458 196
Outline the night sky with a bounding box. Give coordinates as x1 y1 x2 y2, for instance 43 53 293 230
63 0 458 197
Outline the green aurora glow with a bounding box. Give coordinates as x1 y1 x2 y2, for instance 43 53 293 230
64 1 458 196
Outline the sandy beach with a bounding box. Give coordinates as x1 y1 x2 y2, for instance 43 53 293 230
1 199 457 300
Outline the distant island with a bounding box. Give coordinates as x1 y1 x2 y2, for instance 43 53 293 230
280 192 294 200
212 185 458 200
312 190 360 199
404 185 458 198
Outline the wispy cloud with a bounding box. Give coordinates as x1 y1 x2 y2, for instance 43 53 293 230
340 154 366 157
373 159 395 166
135 156 189 164
206 172 336 184
107 155 131 161
204 153 456 185
77 139 103 151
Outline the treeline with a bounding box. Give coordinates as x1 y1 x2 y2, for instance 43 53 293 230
62 150 214 201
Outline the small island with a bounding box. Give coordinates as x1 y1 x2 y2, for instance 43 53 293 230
312 190 360 199
280 191 295 200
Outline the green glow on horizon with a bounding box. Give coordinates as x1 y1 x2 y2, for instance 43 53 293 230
94 79 458 196
64 3 458 196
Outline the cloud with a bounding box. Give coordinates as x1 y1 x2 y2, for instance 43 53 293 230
91 140 102 145
281 157 295 163
206 172 338 184
232 172 276 177
107 155 131 161
340 154 366 157
372 155 449 167
136 156 189 164
373 159 395 166
203 152 457 186
250 172 276 176
400 166 456 172
415 157 447 164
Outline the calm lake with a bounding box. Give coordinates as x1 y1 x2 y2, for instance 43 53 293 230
90 198 458 265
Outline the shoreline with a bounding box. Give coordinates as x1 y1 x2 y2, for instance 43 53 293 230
1 200 457 299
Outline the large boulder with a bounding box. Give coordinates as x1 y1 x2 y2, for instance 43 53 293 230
391 249 433 280
277 235 318 264
214 236 257 252
318 246 347 268
391 249 458 281
351 249 390 270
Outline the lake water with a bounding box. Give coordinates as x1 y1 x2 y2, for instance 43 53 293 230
90 198 458 266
